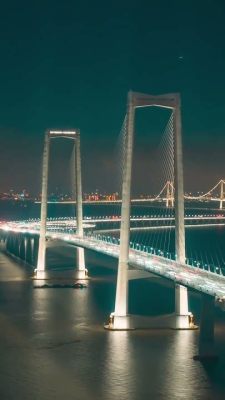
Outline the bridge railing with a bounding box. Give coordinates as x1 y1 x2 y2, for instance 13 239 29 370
84 231 224 277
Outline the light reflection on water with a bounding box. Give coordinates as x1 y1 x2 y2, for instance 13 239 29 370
103 331 136 400
0 244 225 399
163 331 205 400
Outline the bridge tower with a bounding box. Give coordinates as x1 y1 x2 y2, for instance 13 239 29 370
166 181 174 208
36 130 86 279
219 180 225 210
108 91 191 330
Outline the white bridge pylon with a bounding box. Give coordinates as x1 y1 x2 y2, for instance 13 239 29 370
36 129 86 279
107 91 191 330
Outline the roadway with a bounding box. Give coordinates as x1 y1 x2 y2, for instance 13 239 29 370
3 214 225 228
1 220 225 306
48 233 225 305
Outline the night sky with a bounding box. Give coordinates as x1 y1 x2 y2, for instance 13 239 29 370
0 0 225 195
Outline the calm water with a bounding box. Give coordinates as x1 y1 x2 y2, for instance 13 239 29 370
0 202 225 399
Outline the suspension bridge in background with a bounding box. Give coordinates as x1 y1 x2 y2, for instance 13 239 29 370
1 91 225 361
41 179 225 209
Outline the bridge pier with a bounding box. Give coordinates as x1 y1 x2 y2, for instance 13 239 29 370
3 233 35 267
174 284 190 328
20 237 24 260
17 236 21 258
194 294 218 361
30 237 35 265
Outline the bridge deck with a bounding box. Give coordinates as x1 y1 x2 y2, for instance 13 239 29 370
1 222 225 304
49 233 225 303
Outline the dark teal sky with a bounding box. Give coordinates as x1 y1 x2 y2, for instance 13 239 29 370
0 0 225 194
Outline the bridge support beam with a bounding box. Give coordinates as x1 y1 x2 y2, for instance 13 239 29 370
128 269 156 280
74 134 87 279
107 91 134 330
194 294 218 361
173 96 190 328
36 131 50 279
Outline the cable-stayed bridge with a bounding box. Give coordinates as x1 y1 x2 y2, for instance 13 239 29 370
1 91 224 360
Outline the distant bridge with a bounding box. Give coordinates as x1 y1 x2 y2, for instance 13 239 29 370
35 179 225 209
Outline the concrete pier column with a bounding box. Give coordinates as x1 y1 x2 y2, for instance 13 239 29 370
20 239 25 260
194 294 217 361
14 236 18 257
33 236 39 267
18 237 22 258
36 131 50 278
30 237 35 265
112 91 135 329
174 96 189 324
24 237 28 263
26 237 32 264
74 132 86 278
5 236 9 253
